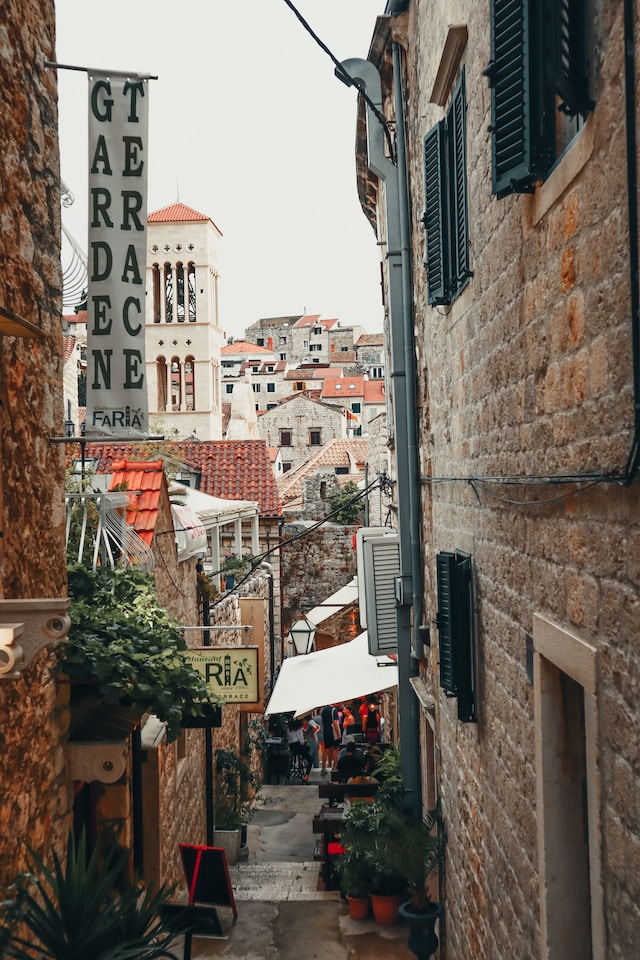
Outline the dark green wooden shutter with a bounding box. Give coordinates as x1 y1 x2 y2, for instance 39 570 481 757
486 0 538 198
436 552 456 693
449 70 471 292
554 0 593 118
436 551 477 722
423 122 449 305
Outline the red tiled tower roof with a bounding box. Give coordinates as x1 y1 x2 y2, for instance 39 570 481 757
148 202 222 234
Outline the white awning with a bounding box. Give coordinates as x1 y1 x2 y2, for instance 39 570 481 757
265 632 397 718
172 504 208 560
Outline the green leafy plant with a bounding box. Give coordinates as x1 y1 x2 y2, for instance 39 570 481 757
395 804 447 913
327 481 363 524
0 832 181 960
333 845 370 899
60 564 222 742
338 756 446 907
339 800 406 897
214 749 244 830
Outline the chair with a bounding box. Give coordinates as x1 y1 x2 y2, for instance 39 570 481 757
287 744 306 784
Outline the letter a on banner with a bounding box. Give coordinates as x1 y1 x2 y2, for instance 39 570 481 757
86 72 149 439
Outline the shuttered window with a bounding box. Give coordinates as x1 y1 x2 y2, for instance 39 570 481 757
423 70 471 306
486 0 593 198
435 550 477 722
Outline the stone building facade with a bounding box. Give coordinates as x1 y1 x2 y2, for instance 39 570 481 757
351 2 640 958
257 392 347 473
0 0 72 889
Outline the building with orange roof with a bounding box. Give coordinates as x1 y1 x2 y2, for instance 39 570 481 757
277 437 370 510
257 393 348 475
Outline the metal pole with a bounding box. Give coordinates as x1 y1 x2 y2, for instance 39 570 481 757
205 728 214 846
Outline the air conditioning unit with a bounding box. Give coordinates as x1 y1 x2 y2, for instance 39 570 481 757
356 527 399 656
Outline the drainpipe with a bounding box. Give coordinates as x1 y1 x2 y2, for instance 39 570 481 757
623 0 640 482
340 55 422 821
392 40 425 664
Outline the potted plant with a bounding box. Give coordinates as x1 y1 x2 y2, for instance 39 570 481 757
396 804 447 960
214 748 244 864
333 847 371 920
0 831 181 959
338 798 407 925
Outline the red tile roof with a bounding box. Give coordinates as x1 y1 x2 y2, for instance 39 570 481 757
108 459 166 546
321 377 365 398
63 336 76 363
148 202 222 234
294 314 339 330
178 440 282 517
221 341 274 355
278 439 369 502
364 380 386 402
330 351 356 364
84 440 282 518
64 310 87 325
355 333 384 347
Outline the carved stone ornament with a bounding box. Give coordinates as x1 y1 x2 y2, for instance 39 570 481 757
0 598 71 678
67 742 129 784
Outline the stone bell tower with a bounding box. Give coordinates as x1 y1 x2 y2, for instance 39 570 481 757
145 202 224 440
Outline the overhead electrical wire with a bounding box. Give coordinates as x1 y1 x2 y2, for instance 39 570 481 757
280 0 397 163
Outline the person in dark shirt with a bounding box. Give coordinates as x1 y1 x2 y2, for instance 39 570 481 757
336 740 366 780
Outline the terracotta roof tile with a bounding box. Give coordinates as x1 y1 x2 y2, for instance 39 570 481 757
321 377 365 398
85 441 281 518
364 380 386 402
355 333 384 346
148 202 222 234
278 438 369 501
222 340 273 355
108 458 166 542
64 310 87 325
63 336 76 363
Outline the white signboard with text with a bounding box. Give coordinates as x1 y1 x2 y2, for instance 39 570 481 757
86 72 149 438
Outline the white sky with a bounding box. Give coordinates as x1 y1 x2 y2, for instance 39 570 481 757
54 0 386 341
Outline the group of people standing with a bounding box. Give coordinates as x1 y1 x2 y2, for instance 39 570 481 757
286 697 384 782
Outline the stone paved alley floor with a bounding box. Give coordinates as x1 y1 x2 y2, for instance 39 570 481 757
178 767 416 960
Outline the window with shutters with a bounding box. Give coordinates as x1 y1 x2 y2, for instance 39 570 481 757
485 0 594 199
435 550 476 722
423 69 471 306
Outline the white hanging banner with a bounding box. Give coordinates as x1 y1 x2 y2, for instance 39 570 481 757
85 72 149 438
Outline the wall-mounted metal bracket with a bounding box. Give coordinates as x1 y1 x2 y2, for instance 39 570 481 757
0 598 71 678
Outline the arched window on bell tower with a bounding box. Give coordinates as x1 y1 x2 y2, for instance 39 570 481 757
164 263 173 322
188 262 197 321
185 356 195 411
152 264 161 322
156 356 168 411
171 358 182 410
176 262 185 322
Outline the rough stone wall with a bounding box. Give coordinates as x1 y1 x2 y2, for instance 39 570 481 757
281 522 357 632
257 394 345 472
0 1 72 887
389 2 640 958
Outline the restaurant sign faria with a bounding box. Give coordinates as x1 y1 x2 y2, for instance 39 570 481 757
185 647 260 705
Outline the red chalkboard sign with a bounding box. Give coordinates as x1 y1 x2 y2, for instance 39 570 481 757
179 843 237 920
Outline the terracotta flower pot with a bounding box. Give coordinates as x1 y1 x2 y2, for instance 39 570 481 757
370 892 404 925
346 894 371 920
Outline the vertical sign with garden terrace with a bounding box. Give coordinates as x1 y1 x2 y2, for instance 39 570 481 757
85 70 149 438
